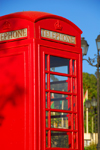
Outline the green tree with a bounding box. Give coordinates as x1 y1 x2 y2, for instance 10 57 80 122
83 73 97 99
83 72 97 133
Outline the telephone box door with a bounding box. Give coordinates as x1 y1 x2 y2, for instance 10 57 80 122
0 44 31 150
40 46 82 150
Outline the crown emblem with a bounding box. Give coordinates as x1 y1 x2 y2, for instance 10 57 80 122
54 20 62 30
3 21 11 30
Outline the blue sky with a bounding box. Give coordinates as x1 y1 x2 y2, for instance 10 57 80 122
0 0 100 75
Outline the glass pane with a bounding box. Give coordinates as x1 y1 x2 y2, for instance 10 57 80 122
97 41 100 51
46 131 48 147
50 75 71 92
73 96 76 112
74 114 77 130
45 55 47 70
50 93 71 110
74 132 78 149
45 74 49 89
72 60 75 75
73 78 76 93
51 93 54 109
51 131 72 148
51 112 71 129
50 56 70 74
46 111 49 127
46 92 48 108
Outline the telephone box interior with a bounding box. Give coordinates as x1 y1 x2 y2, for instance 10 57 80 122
0 11 83 150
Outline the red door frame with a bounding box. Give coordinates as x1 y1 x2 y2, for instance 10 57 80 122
40 45 83 150
0 39 35 150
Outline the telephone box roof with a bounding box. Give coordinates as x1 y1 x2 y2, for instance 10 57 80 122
0 11 82 34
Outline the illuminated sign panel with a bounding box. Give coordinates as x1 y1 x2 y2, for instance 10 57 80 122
0 28 27 41
41 29 76 44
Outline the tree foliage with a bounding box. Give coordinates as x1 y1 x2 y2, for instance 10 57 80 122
83 72 97 99
84 143 97 150
83 72 98 133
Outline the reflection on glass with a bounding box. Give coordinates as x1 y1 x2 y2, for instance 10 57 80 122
51 112 71 129
73 96 76 112
50 75 71 92
45 74 48 89
50 93 71 110
51 131 71 148
46 111 48 127
73 78 76 93
74 132 78 149
46 92 48 108
45 55 47 70
72 60 75 75
50 56 70 74
46 131 48 147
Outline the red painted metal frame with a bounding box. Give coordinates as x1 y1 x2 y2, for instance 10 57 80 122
0 39 34 150
0 11 83 150
40 46 81 150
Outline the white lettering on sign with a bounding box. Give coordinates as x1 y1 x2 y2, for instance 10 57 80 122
0 28 27 41
41 29 76 44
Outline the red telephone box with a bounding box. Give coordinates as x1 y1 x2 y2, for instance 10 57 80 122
0 11 84 150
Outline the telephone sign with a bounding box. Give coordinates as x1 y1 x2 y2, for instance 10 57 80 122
0 11 84 150
0 28 27 41
41 29 76 44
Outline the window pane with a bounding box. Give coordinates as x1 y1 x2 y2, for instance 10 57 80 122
51 112 71 129
46 111 49 127
50 75 71 92
45 74 49 89
51 131 72 148
73 96 76 112
46 131 48 147
73 78 76 93
74 132 78 149
46 92 48 108
72 60 75 75
74 114 77 130
50 93 71 110
50 56 70 74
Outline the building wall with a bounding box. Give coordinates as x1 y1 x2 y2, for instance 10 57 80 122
84 133 98 147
